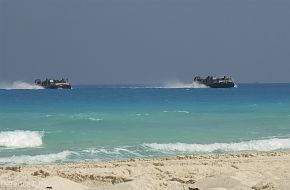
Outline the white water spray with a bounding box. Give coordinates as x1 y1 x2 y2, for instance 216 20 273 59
163 81 208 88
0 130 43 148
0 81 44 90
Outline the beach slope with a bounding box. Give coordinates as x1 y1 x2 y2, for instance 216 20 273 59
1 152 290 190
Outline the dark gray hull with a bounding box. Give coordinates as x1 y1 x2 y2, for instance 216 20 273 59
208 82 235 88
42 84 72 89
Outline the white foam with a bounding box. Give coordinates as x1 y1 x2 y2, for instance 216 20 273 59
176 111 190 114
163 110 190 114
82 147 141 157
88 117 103 121
71 113 104 122
136 113 150 116
0 151 72 165
82 148 101 154
0 81 44 90
83 148 119 155
114 147 142 156
143 138 290 153
0 130 43 148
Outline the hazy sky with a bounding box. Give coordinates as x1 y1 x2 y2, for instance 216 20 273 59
0 0 290 84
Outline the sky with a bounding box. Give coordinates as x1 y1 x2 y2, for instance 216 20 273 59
0 0 290 84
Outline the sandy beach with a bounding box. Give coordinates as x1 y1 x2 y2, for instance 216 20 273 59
0 151 290 190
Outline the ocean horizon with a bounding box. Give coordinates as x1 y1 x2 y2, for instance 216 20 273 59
1 83 290 165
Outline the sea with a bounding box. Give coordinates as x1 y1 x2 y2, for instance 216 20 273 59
1 82 290 165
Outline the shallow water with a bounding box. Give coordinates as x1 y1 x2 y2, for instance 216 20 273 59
1 84 290 165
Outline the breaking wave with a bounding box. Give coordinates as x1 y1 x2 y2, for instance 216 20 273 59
2 138 290 165
0 130 43 148
0 81 44 90
0 151 73 165
143 138 290 153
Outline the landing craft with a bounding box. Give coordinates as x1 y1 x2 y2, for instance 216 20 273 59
35 78 72 89
193 76 235 88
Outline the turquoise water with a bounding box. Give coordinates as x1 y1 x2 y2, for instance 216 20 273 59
1 83 290 165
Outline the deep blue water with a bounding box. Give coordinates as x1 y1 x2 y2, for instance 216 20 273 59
0 83 290 165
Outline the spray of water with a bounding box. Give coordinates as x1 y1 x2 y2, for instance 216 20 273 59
0 81 44 90
163 81 208 88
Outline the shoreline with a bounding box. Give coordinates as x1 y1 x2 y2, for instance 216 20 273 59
1 151 290 190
